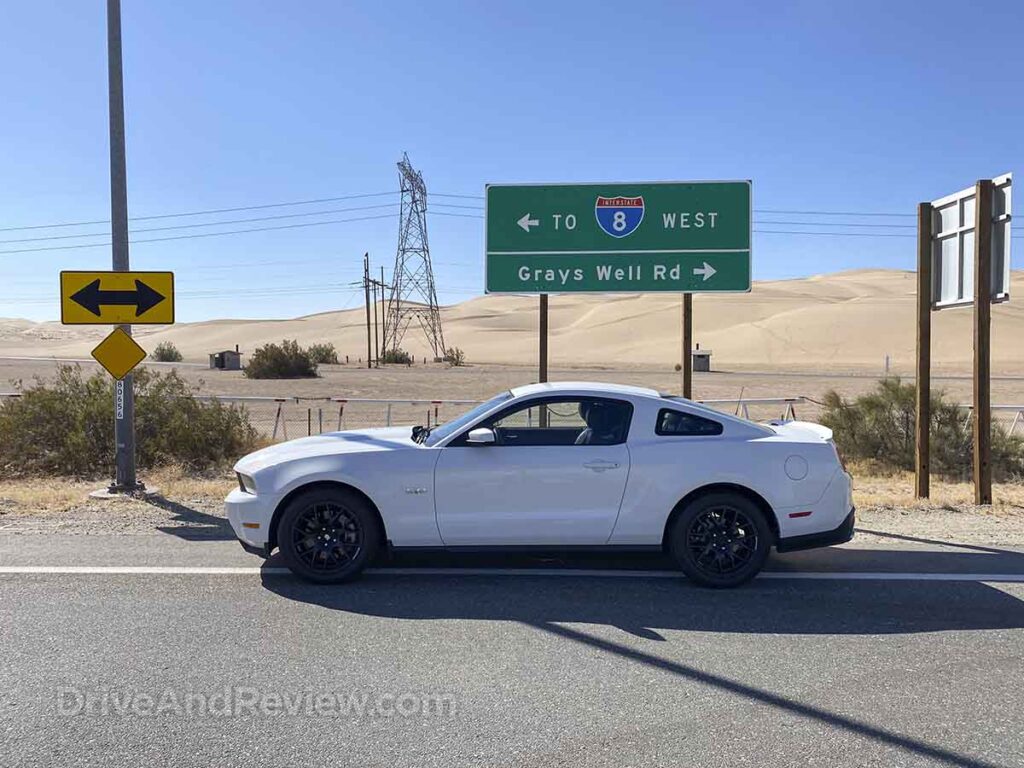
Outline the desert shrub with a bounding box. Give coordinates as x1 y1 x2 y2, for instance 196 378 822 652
244 339 318 379
381 348 413 365
307 342 339 365
820 378 1024 481
151 340 183 362
443 346 466 367
0 366 258 478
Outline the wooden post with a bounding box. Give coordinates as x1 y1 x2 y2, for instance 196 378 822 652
915 202 932 498
371 279 380 367
538 294 549 383
973 180 993 505
363 253 372 370
682 293 693 399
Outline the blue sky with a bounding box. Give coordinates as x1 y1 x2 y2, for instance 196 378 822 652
1 0 1019 322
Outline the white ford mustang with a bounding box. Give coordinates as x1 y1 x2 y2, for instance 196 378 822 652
226 382 853 587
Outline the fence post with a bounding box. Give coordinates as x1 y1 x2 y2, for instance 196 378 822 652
307 408 311 436
386 403 392 426
272 402 283 441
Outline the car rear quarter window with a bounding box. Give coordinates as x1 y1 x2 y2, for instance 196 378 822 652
656 408 723 436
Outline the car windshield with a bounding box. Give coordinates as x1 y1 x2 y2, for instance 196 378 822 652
422 391 513 447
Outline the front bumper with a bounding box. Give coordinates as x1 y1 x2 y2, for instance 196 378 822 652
225 488 276 558
776 508 856 553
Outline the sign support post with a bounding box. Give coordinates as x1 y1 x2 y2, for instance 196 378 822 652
915 202 932 498
106 0 139 493
973 180 993 505
538 294 549 383
682 293 693 399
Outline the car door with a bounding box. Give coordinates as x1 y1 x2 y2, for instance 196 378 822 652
433 396 632 545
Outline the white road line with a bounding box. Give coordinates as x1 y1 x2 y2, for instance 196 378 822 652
0 565 1023 582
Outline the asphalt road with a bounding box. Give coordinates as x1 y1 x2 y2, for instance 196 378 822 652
2 534 1023 767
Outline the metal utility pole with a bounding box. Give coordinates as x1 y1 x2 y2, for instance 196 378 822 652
384 153 447 359
106 0 139 492
363 253 372 369
973 180 993 505
681 293 693 399
914 202 932 498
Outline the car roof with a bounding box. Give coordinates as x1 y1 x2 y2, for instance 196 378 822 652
509 381 661 400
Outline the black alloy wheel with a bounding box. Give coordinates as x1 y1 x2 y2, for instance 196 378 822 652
669 492 771 588
278 488 380 583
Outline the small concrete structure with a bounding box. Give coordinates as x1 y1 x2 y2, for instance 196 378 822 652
209 347 242 371
692 344 712 373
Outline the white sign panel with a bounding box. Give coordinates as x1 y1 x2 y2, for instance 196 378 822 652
930 173 1011 310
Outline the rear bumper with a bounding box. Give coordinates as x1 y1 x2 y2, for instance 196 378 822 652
776 508 855 553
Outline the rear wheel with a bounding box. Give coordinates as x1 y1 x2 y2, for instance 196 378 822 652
669 492 771 588
278 488 380 583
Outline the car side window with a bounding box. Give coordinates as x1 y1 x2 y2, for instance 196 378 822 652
656 408 723 436
455 397 633 447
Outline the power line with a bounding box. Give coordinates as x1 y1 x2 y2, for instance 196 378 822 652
0 203 401 245
0 191 400 233
0 212 398 256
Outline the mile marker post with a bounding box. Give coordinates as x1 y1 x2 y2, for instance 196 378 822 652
106 0 140 493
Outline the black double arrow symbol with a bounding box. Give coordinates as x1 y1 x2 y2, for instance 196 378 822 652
71 278 166 317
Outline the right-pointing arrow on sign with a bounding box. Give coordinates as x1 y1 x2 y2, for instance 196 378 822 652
517 213 540 232
693 261 717 282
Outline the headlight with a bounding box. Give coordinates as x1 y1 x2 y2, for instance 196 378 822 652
237 472 257 494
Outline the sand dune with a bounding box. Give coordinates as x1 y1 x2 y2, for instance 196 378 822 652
3 269 1023 373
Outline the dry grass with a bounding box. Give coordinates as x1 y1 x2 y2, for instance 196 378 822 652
0 465 234 517
848 461 1024 513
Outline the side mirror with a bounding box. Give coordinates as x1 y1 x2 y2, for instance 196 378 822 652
466 427 496 445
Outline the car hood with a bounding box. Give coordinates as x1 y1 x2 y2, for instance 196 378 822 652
234 426 418 474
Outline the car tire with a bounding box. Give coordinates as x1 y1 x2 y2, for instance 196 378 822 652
277 487 380 583
668 492 772 588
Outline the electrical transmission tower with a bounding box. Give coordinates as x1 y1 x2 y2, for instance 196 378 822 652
384 153 447 359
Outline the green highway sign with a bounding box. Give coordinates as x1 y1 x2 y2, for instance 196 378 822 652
485 181 751 293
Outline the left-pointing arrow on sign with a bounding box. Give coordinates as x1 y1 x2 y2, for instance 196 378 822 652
71 278 166 318
517 213 540 232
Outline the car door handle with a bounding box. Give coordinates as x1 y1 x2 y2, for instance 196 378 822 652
583 460 620 472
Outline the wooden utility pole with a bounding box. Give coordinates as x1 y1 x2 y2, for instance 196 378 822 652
915 202 932 498
363 253 371 369
371 279 380 367
538 294 549 383
973 180 993 505
682 293 693 399
379 265 387 360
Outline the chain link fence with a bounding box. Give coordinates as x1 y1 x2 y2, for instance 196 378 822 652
3 392 1022 444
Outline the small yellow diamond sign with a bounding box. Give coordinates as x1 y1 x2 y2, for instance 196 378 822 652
91 327 147 380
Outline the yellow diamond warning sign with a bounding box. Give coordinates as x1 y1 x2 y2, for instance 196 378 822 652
91 327 147 380
61 271 174 325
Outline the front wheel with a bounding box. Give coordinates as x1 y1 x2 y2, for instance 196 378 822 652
277 488 380 583
668 492 772 588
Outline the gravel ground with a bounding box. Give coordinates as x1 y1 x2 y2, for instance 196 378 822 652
1 472 1022 547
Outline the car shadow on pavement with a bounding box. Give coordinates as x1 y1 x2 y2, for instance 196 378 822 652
258 545 1024 637
258 548 1019 768
144 496 235 541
